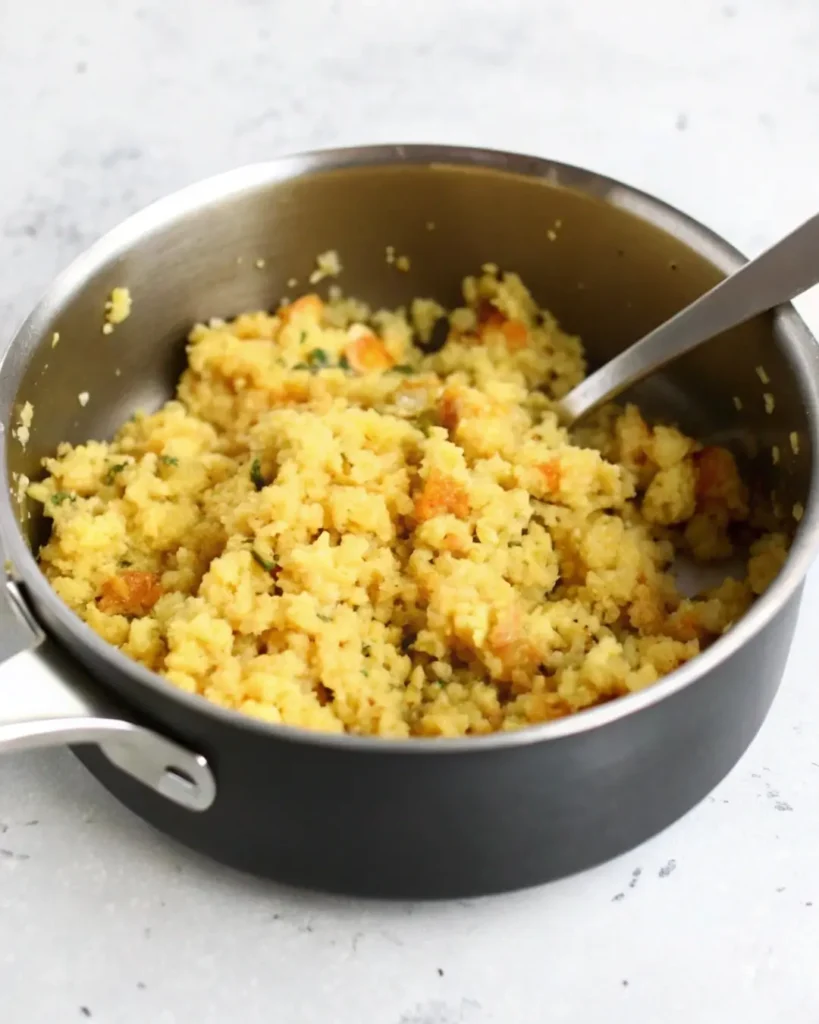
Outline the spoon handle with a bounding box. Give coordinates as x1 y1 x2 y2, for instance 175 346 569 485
558 210 819 424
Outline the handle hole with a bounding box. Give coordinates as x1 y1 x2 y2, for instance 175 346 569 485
164 765 197 791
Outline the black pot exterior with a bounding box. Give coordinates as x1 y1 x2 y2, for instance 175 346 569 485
73 588 802 899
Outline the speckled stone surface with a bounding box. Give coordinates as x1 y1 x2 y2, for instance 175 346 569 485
2 0 819 1021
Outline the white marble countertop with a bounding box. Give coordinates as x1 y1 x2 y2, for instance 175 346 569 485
2 0 819 1020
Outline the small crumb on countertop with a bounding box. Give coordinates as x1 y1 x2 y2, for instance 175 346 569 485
395 254 411 272
386 245 396 264
287 277 298 288
547 229 557 242
763 393 775 414
255 258 266 269
308 250 342 285
732 395 743 411
772 445 780 465
102 323 114 335
114 368 122 377
793 502 804 522
13 401 34 449
425 221 436 231
105 287 132 329
756 365 770 384
790 431 800 455
658 858 677 878
78 392 90 407
51 331 60 348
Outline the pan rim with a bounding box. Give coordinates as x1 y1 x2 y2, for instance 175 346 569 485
2 142 818 754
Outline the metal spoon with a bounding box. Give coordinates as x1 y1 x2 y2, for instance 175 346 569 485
556 211 819 425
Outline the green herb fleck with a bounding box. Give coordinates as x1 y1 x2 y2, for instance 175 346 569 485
251 549 277 573
307 348 329 369
434 678 445 687
317 612 333 623
362 669 369 677
118 558 132 568
299 331 308 345
160 455 179 467
390 364 415 375
292 362 309 370
250 458 266 491
362 644 371 656
104 463 127 485
338 354 350 371
51 491 75 506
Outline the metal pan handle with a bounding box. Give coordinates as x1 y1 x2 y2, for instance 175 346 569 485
0 579 215 812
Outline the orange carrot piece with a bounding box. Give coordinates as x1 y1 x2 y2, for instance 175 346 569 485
279 293 324 324
501 318 528 351
538 458 562 493
414 470 470 522
98 571 162 616
694 446 738 502
344 331 394 373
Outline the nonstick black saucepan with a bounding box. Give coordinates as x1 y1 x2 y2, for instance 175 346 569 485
1 145 817 899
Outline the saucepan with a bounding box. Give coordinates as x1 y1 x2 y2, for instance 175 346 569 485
1 145 817 898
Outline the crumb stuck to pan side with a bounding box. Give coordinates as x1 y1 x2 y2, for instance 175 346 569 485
385 246 411 270
15 472 30 506
308 250 342 285
13 401 34 449
103 287 132 335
